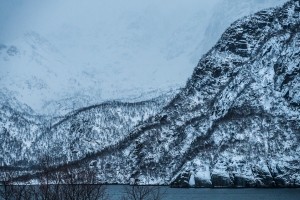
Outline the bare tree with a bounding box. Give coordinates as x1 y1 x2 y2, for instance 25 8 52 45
121 185 166 200
61 167 108 200
37 154 55 200
0 169 17 200
20 185 37 200
35 164 108 200
0 169 34 200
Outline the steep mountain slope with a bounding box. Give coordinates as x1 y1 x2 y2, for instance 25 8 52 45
0 95 43 166
192 0 287 61
74 0 300 187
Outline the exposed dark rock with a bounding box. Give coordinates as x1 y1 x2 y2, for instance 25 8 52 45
6 46 18 56
211 174 233 187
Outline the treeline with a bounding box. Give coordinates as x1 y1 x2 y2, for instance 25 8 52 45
0 151 167 199
0 165 166 200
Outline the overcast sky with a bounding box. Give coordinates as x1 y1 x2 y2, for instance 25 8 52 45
0 0 221 43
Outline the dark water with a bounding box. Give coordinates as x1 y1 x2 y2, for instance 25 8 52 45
1 185 299 199
106 185 300 200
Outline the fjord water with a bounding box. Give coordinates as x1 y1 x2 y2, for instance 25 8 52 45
106 185 300 200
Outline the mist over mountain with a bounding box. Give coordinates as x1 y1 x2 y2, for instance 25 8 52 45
0 0 287 115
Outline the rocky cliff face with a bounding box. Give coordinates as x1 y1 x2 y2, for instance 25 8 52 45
161 0 300 187
1 0 300 188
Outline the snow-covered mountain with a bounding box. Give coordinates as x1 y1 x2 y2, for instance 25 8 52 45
1 0 300 188
0 0 287 115
49 0 299 186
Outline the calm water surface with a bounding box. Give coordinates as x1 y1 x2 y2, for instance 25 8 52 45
106 185 300 200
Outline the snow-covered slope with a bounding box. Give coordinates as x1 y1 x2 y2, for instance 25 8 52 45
0 92 174 167
0 95 44 166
